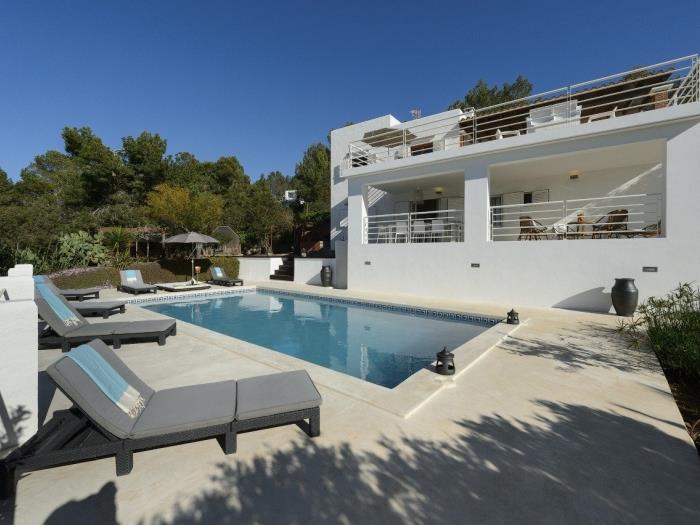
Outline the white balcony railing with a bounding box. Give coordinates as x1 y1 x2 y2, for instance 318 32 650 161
348 55 699 168
489 193 663 241
364 209 464 244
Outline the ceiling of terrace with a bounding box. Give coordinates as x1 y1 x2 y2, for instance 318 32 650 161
489 140 664 180
371 171 464 195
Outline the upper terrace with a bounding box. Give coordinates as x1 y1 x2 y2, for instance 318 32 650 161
345 55 699 172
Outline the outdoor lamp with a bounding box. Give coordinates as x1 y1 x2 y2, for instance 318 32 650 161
507 309 520 325
435 347 455 376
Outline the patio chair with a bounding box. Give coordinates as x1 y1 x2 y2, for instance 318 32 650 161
0 339 322 499
34 276 126 319
117 270 158 295
411 220 427 242
527 100 581 132
591 209 629 239
35 282 176 352
393 222 408 243
33 274 100 301
207 266 244 287
431 219 446 242
518 216 548 240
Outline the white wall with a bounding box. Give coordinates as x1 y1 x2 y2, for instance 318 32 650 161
236 257 283 282
0 268 38 451
344 115 700 312
294 258 336 286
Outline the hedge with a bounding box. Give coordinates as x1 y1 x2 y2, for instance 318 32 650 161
50 256 240 289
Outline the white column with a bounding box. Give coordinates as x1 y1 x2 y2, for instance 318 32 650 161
0 265 38 451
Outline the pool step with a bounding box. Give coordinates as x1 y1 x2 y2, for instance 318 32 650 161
270 256 294 281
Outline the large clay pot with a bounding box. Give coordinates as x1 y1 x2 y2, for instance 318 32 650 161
321 265 333 287
611 278 638 316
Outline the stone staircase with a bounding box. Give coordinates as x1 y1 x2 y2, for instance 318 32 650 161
270 255 294 281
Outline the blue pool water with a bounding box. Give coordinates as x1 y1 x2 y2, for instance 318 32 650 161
145 291 493 388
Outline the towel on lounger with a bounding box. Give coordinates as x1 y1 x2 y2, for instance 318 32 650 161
212 267 224 279
35 282 82 327
68 344 145 418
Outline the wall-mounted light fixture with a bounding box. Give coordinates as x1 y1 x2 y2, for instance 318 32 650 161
434 186 444 195
568 170 580 180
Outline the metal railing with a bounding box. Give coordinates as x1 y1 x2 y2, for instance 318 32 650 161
364 209 464 244
489 193 663 241
348 55 699 168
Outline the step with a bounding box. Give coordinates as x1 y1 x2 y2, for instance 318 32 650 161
270 274 294 281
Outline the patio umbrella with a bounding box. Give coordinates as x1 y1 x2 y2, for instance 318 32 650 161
164 232 220 282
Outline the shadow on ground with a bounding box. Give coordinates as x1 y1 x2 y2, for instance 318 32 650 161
500 322 659 373
120 400 700 525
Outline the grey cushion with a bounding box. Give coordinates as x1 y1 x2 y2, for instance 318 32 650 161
131 380 237 438
60 287 100 296
69 319 175 338
46 339 155 439
235 370 322 421
70 300 126 312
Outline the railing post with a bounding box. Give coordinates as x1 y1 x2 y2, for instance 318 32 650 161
407 212 412 243
563 200 568 239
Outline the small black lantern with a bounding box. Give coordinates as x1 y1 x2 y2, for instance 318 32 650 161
435 347 455 376
507 309 520 325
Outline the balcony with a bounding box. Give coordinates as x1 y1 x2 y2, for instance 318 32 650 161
489 193 663 241
348 55 699 169
364 209 464 244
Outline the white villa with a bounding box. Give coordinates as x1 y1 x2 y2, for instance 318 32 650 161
329 55 700 312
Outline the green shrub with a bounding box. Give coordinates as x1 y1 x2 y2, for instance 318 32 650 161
620 283 700 377
102 227 134 253
56 231 108 269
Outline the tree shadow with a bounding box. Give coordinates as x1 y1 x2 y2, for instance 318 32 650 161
141 401 700 525
499 322 659 373
44 482 117 525
0 394 30 451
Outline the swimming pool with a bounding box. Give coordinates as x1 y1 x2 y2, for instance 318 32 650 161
144 290 496 388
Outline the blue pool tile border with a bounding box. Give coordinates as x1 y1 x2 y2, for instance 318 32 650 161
256 287 504 325
130 285 504 325
125 287 255 305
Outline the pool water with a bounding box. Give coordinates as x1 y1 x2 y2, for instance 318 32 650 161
145 291 493 388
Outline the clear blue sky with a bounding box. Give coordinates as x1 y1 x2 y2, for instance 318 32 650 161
1 1 698 181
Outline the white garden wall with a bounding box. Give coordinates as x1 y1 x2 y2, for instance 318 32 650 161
236 257 284 282
0 267 38 452
294 258 336 286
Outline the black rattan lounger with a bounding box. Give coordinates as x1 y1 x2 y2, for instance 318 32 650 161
207 266 244 287
117 270 158 295
0 339 321 499
35 285 176 352
34 275 101 301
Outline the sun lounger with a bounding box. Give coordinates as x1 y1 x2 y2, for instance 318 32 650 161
117 270 158 295
70 300 126 319
207 266 244 287
33 275 100 301
35 282 176 351
0 339 321 499
156 282 211 292
33 275 127 318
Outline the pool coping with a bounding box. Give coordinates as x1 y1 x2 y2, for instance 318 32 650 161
126 284 504 326
131 285 521 418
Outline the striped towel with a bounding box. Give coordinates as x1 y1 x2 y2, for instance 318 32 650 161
35 282 82 327
67 344 145 418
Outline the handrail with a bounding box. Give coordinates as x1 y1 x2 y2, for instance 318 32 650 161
348 55 699 169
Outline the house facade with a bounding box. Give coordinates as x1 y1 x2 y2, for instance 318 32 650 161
329 55 700 312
